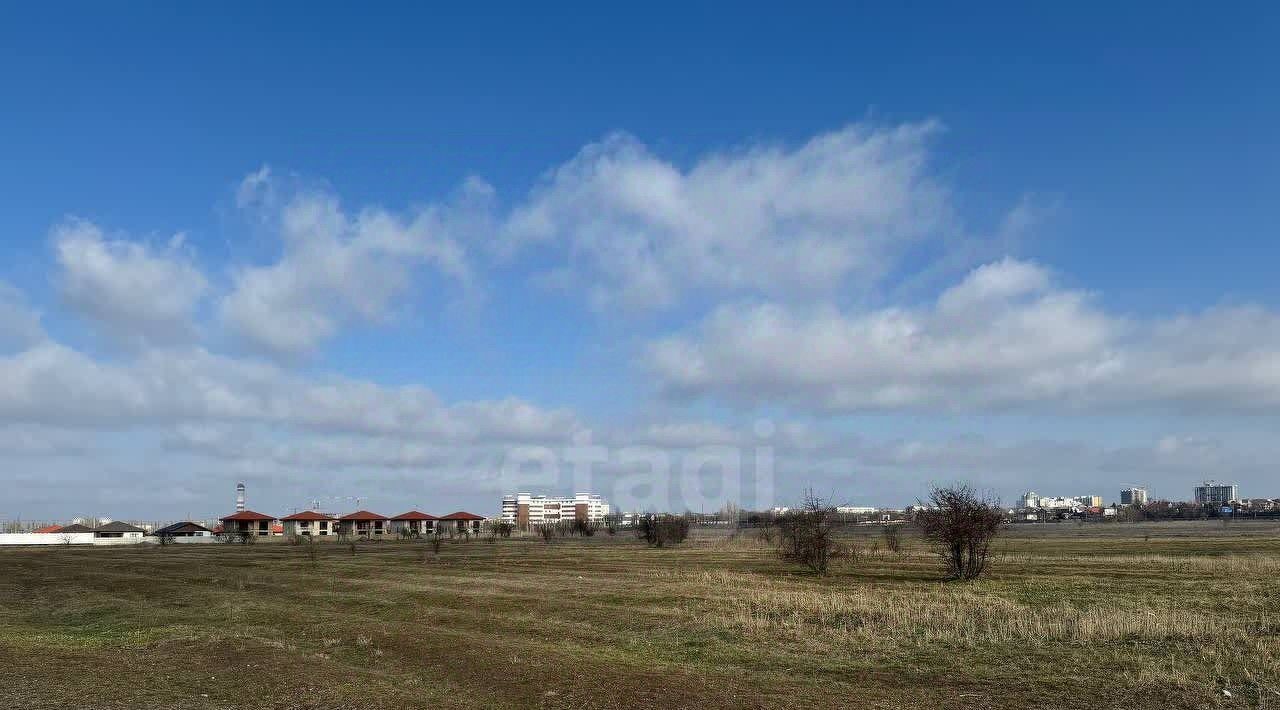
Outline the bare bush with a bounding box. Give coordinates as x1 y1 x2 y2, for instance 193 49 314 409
396 527 419 542
304 536 320 564
755 525 776 545
538 523 557 543
914 484 1004 581
636 514 690 548
776 490 841 574
882 525 902 554
490 521 515 539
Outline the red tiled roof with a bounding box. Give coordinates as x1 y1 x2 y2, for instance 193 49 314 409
439 511 485 520
339 510 388 521
390 510 437 521
33 524 63 533
272 524 284 534
281 510 336 521
220 510 275 522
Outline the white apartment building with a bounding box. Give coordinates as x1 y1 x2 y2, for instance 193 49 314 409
1120 487 1149 506
501 493 611 530
1019 492 1103 510
1194 481 1239 505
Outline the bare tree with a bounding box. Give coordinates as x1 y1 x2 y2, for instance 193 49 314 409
636 514 691 548
301 535 320 564
881 524 902 554
775 490 841 574
538 523 558 543
914 484 1004 581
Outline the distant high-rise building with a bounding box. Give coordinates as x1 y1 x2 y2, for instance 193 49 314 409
1120 487 1148 506
1194 481 1239 505
235 482 246 512
501 493 610 530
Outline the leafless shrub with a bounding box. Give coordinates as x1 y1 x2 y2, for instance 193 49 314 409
756 525 776 545
396 527 419 542
304 536 320 564
914 484 1004 581
489 521 515 539
882 525 902 554
157 532 176 547
636 514 691 548
538 523 557 543
775 490 841 574
220 530 255 545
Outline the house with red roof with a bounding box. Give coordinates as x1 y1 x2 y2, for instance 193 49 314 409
438 511 485 534
32 524 63 534
280 511 336 537
337 510 388 538
219 510 276 537
388 511 437 537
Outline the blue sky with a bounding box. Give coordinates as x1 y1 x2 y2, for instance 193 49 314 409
0 2 1277 521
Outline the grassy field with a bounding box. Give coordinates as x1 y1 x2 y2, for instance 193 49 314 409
2 521 1278 709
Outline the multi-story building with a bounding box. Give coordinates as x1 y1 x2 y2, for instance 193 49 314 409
1019 492 1102 510
501 493 611 530
1194 481 1239 505
1120 487 1148 506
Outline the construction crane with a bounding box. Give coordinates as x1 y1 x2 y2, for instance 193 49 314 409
290 496 364 516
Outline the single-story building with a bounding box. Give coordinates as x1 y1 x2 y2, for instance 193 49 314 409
438 511 485 534
337 510 388 538
151 521 213 538
33 524 63 534
388 511 436 536
93 521 146 539
281 511 336 537
219 510 276 537
56 523 94 533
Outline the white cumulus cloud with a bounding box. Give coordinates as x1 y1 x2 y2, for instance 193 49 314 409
53 219 207 343
221 167 483 357
502 123 952 310
648 258 1280 413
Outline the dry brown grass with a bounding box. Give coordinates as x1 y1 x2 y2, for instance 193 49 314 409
1 521 1278 708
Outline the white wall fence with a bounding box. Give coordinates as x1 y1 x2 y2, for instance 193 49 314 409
0 532 98 546
0 533 215 546
170 535 216 544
